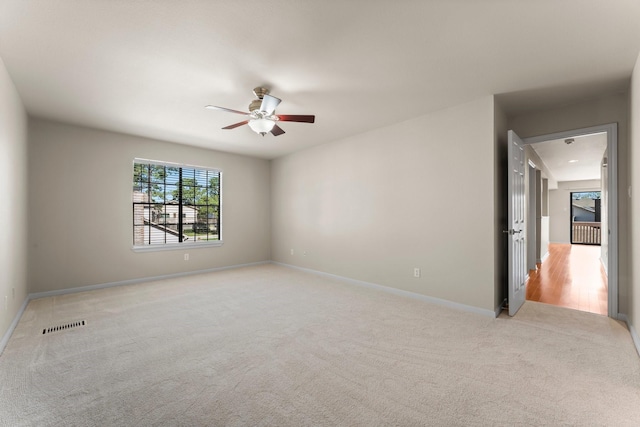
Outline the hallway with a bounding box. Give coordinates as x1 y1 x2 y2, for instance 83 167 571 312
526 243 608 315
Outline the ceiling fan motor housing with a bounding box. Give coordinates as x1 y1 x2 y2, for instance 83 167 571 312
248 99 262 112
249 87 270 112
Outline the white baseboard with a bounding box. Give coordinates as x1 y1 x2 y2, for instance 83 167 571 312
0 261 269 356
600 257 608 275
618 314 640 357
13 260 633 358
0 296 30 356
29 261 269 300
272 262 498 318
539 251 549 264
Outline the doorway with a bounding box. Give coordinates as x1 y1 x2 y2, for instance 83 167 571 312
520 123 617 318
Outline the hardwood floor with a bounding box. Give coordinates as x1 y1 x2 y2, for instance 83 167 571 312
526 243 608 315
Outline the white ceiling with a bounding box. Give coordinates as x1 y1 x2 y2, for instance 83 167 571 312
1 1 639 159
530 133 607 182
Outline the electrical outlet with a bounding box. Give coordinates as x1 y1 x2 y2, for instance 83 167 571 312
413 268 421 278
290 249 294 255
184 253 189 261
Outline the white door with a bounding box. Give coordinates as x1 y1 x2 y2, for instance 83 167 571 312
507 130 527 316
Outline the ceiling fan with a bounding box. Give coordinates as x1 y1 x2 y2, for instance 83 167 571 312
205 87 315 136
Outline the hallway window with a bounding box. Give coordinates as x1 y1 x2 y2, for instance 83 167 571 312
570 191 601 245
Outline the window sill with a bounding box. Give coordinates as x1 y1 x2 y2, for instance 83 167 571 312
132 240 224 253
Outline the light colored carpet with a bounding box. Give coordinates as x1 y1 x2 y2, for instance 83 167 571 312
1 264 639 426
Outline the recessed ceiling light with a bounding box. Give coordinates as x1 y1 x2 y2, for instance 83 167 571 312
568 159 579 163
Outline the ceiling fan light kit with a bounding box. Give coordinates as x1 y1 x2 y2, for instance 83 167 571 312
247 117 276 134
205 87 315 137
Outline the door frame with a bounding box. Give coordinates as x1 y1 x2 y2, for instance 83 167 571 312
527 160 537 272
523 123 618 319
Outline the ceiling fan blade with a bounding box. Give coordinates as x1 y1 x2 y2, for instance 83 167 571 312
205 105 249 116
277 114 315 123
260 94 281 115
271 124 285 136
222 120 249 130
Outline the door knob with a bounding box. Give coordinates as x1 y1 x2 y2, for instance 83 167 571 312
503 229 522 235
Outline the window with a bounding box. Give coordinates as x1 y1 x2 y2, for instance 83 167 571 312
132 159 221 249
570 191 601 245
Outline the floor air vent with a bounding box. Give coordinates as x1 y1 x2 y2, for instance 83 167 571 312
42 320 86 335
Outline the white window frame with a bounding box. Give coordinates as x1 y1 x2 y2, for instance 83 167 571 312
132 158 223 252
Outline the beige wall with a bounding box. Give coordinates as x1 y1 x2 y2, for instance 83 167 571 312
271 96 498 313
524 148 552 262
28 119 271 293
0 58 28 342
509 93 630 314
548 180 601 244
630 52 640 335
